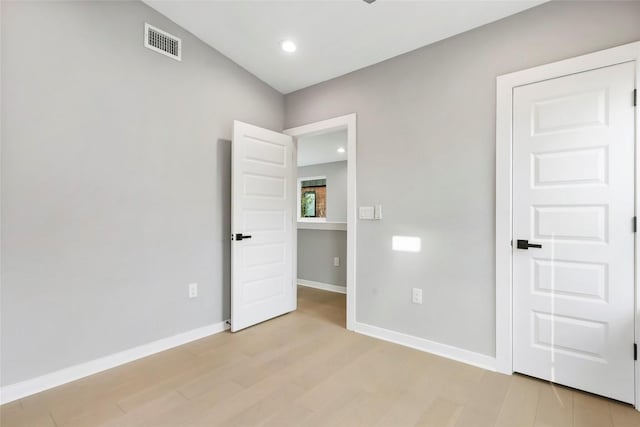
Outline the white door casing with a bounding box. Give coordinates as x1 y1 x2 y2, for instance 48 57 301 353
231 121 296 332
512 62 636 403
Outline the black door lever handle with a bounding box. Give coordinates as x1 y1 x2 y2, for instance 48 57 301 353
517 239 542 249
235 233 252 241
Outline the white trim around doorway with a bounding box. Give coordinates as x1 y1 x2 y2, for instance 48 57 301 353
495 41 640 409
284 113 357 331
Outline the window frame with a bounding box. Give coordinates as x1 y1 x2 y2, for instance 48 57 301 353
297 175 327 222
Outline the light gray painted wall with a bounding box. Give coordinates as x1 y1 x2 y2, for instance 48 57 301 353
1 1 283 385
297 161 348 287
298 161 347 222
297 230 347 287
285 1 640 357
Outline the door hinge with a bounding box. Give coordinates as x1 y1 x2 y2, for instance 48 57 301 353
634 216 637 233
635 343 637 361
634 89 637 107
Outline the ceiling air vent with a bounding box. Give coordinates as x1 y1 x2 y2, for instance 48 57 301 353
144 23 181 61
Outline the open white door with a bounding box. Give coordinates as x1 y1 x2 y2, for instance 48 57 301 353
231 121 296 332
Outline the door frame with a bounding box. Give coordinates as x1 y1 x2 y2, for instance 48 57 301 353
495 41 640 408
284 113 357 330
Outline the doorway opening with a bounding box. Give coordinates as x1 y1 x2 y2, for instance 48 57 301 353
295 129 347 326
285 114 357 330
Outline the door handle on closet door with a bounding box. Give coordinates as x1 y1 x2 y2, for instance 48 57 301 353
516 239 542 249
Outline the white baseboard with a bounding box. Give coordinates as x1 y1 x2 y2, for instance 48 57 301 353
298 279 346 294
0 320 230 404
354 321 496 372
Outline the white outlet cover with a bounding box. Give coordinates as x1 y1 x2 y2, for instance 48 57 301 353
412 288 422 304
188 283 198 298
333 257 340 266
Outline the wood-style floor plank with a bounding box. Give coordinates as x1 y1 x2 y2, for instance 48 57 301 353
2 286 639 427
495 373 541 427
534 382 574 427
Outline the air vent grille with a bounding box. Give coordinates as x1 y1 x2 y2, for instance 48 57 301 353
144 23 181 61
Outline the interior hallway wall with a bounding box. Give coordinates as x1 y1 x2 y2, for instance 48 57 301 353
298 160 348 222
297 230 347 287
297 161 348 287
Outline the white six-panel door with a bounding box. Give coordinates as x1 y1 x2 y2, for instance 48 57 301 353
513 62 636 403
231 121 296 332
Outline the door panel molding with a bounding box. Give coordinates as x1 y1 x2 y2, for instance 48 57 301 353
495 41 640 409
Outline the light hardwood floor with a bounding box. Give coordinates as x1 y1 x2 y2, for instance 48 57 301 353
2 286 639 427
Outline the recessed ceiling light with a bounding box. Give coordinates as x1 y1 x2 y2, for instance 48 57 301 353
281 40 297 53
337 147 346 153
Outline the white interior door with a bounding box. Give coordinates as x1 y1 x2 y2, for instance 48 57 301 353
231 120 296 332
513 62 636 403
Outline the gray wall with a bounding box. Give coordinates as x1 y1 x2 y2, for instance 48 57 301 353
1 1 283 385
297 161 348 287
298 161 347 222
285 1 640 357
297 230 347 287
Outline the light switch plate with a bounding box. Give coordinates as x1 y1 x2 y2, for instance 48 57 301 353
359 206 375 220
374 204 383 220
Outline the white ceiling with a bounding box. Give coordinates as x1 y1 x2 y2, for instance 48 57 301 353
297 129 348 166
143 0 547 94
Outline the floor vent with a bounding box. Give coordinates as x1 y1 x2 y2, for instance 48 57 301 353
144 23 181 61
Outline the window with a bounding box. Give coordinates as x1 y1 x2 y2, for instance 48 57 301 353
299 177 326 221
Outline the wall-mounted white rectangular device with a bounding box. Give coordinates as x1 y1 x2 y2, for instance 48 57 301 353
412 288 423 304
188 282 198 298
359 205 383 220
359 206 375 220
374 204 383 220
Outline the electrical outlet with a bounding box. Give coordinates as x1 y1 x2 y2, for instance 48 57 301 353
188 283 198 298
412 288 422 304
334 257 340 267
